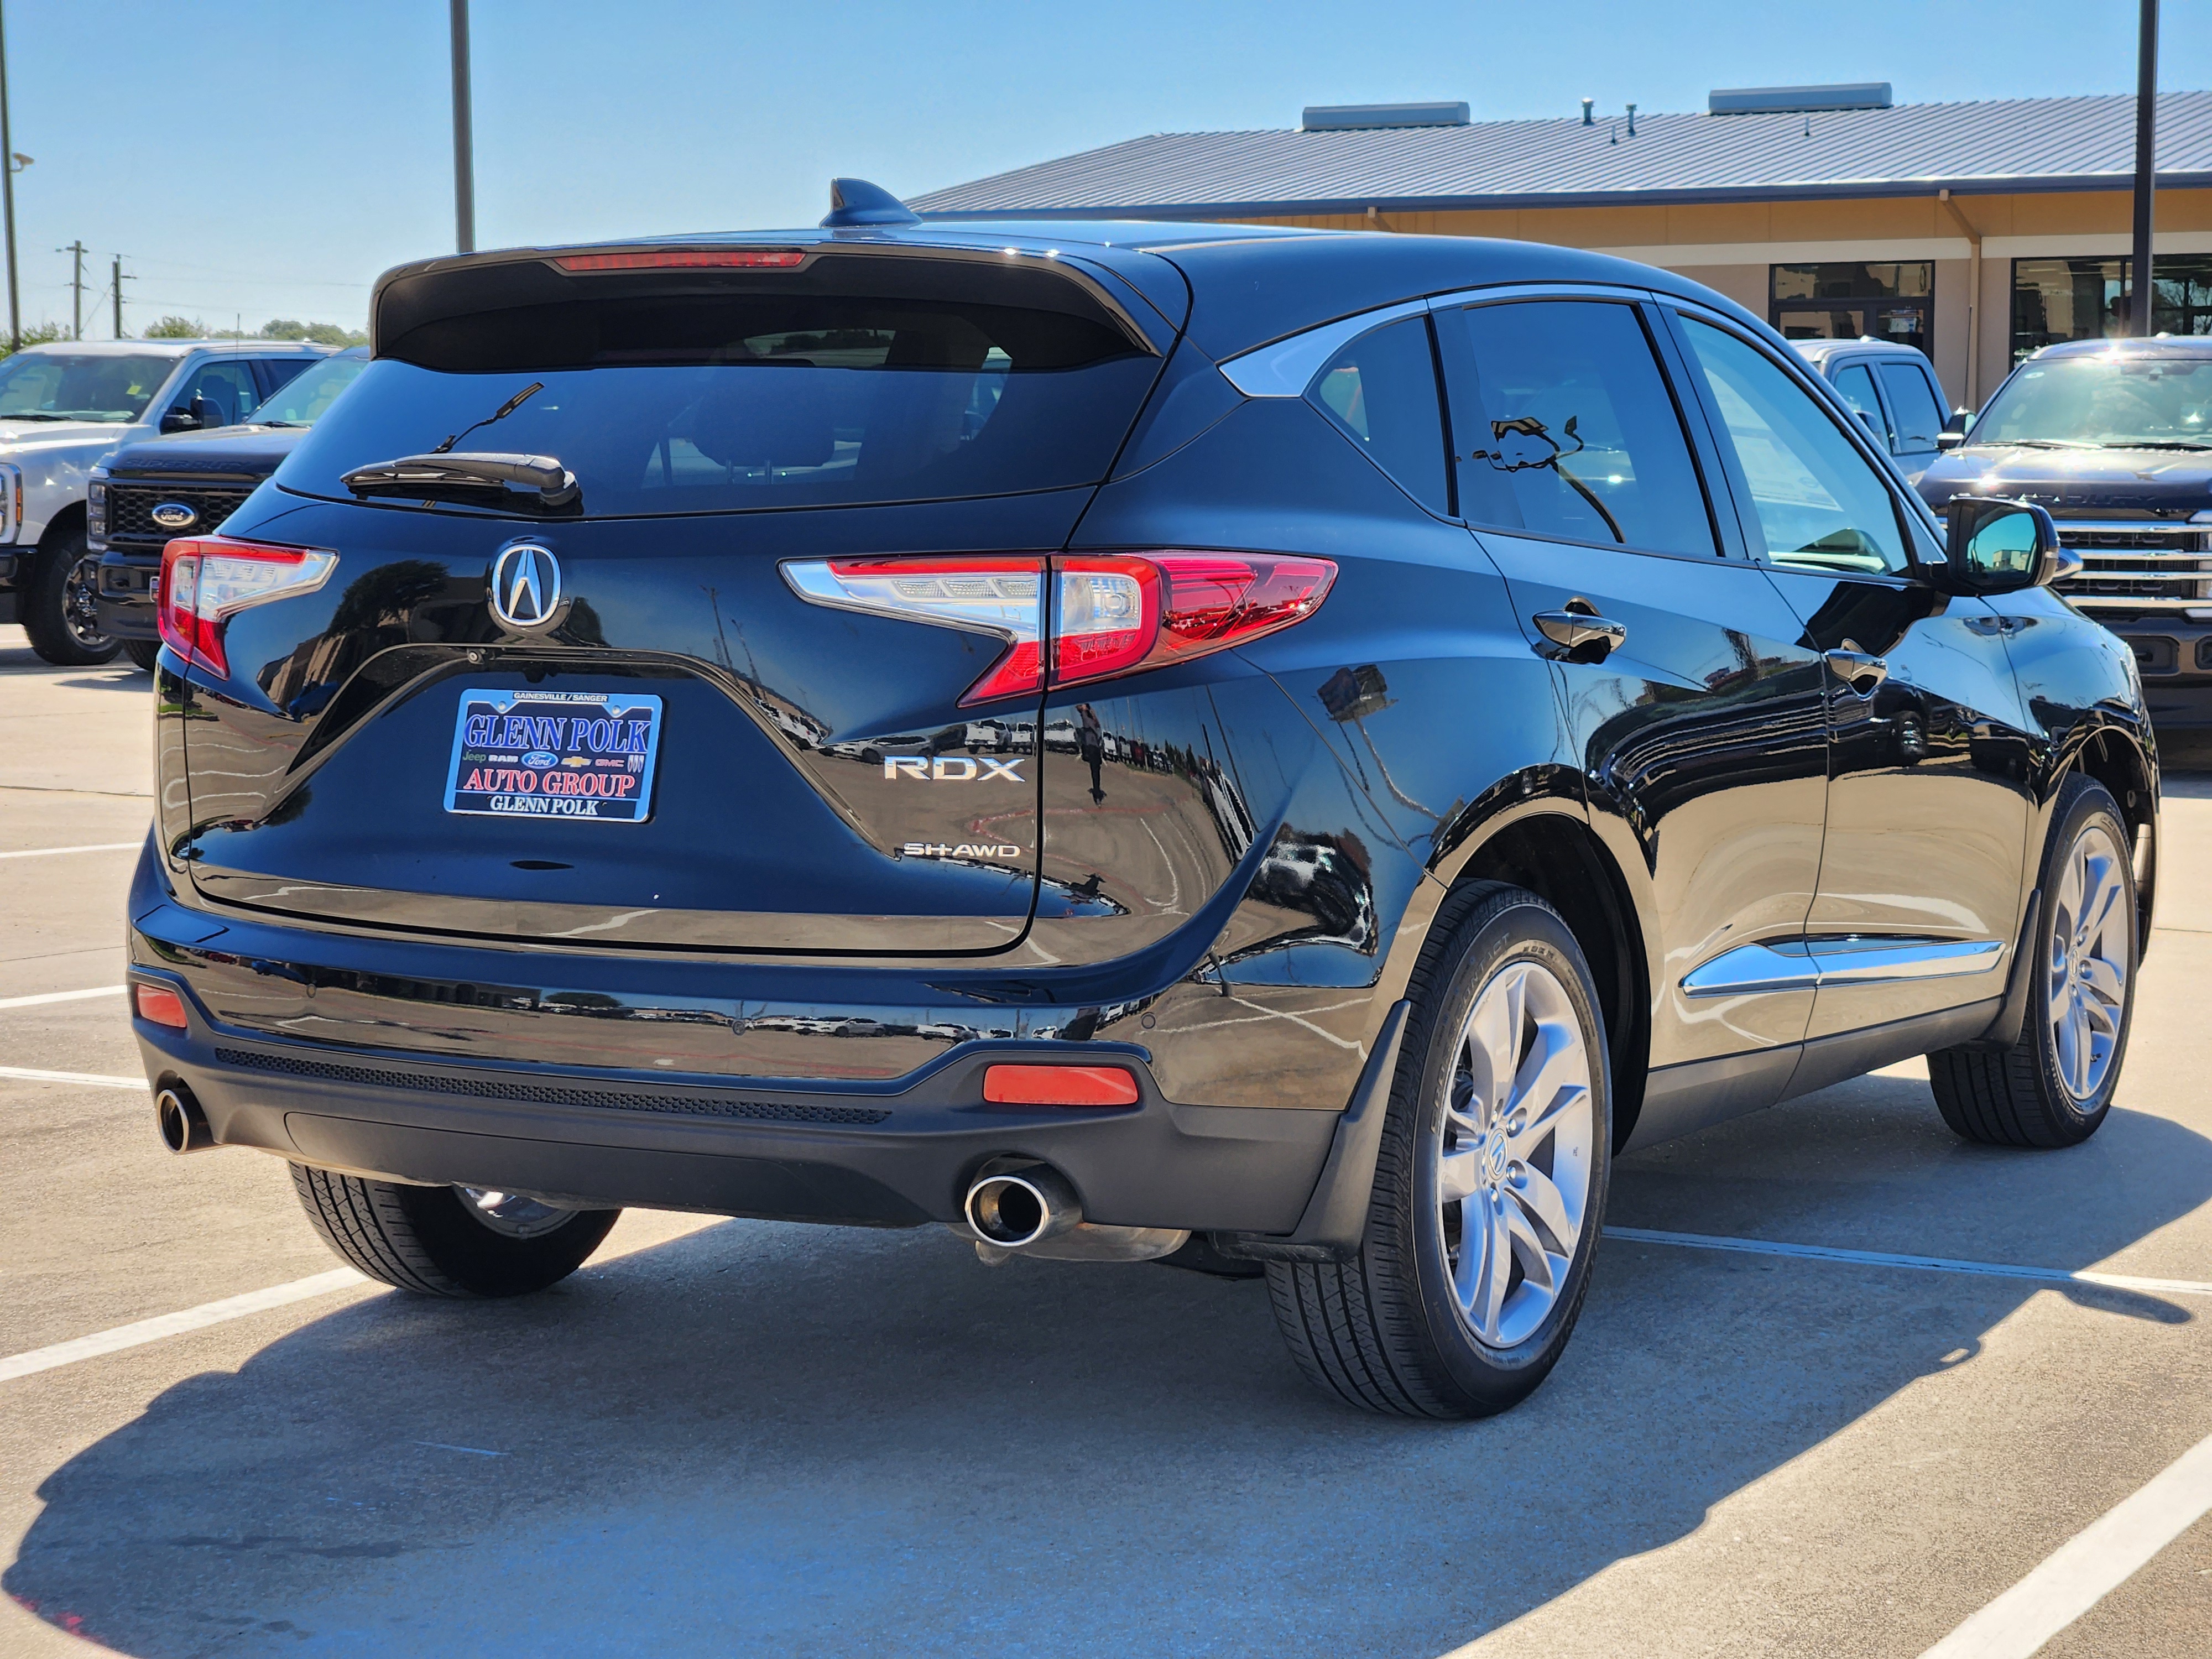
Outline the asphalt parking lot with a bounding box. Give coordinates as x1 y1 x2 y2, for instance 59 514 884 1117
3 624 2210 1658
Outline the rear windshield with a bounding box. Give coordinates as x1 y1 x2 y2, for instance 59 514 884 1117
275 289 1161 515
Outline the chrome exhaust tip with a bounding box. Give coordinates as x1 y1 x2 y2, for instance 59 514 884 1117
964 1164 1082 1248
154 1085 214 1154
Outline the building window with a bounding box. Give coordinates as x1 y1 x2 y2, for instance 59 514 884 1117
2012 256 2212 363
1771 262 1934 359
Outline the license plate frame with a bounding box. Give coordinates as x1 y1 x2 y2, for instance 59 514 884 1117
442 686 663 825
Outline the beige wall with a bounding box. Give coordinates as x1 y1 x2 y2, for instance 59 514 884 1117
1236 188 2212 411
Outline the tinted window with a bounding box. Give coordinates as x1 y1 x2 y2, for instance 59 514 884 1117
255 352 368 426
1832 363 1891 447
1308 315 1450 514
255 357 316 396
171 359 260 427
1879 362 1945 453
0 351 171 422
1680 319 1908 577
280 291 1159 516
1447 299 1715 556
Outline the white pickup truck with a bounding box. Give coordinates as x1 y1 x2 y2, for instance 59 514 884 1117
0 338 327 665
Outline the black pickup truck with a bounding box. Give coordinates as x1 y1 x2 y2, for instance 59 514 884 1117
90 348 366 668
1916 335 2212 730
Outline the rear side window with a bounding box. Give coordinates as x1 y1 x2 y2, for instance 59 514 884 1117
1879 362 1945 454
1443 299 1717 557
1679 319 1908 576
279 275 1160 517
1832 363 1892 447
1307 315 1451 514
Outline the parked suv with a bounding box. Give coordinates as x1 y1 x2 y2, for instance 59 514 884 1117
1915 337 2212 731
91 347 368 669
1792 337 1957 486
0 339 326 664
129 196 2155 1417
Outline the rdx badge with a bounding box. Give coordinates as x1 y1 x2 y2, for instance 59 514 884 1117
884 757 1024 782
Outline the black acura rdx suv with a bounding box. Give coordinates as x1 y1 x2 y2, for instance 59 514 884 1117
130 184 2155 1417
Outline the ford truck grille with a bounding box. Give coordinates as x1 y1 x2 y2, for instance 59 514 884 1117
104 484 255 549
2050 519 2212 619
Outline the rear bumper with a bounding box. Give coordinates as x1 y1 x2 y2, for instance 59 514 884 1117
131 982 1337 1232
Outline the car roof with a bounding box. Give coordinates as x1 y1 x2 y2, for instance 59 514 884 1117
372 220 1776 366
2032 335 2212 361
13 338 328 357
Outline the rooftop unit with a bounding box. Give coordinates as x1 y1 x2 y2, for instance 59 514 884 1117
1709 82 1894 116
1301 101 1471 132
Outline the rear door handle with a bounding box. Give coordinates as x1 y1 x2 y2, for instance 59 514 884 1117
1533 610 1627 661
1824 640 1888 692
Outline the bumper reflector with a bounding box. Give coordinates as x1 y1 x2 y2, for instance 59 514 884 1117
983 1063 1139 1108
134 985 189 1029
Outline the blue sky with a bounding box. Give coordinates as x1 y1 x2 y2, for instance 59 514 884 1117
10 0 2206 335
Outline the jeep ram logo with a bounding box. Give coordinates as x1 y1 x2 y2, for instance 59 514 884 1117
883 757 1024 782
149 501 197 531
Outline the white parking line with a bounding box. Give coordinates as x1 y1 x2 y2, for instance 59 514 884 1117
0 1063 145 1089
0 841 141 860
0 1269 369 1383
1919 1428 2212 1657
1605 1227 2212 1300
0 984 124 1010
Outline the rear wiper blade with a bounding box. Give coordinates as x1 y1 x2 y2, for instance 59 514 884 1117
340 451 580 509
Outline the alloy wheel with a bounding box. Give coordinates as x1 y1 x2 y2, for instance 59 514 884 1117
457 1187 580 1240
1432 958 1597 1348
62 553 111 651
2047 821 2130 1101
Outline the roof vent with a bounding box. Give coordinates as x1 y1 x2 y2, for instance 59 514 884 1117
1708 82 1892 116
1301 101 1470 132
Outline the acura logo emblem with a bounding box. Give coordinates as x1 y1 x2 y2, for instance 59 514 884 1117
488 542 561 630
150 501 197 530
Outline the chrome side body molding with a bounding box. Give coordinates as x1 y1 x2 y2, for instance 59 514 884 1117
1682 936 2006 998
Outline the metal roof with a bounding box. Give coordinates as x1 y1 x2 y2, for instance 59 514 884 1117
911 91 2212 220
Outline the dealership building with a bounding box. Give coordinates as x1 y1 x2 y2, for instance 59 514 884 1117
912 85 2212 410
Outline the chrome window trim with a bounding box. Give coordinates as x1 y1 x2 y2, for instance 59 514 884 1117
1219 281 1662 400
1682 935 2005 998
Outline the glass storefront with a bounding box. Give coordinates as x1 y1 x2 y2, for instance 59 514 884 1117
1772 262 1935 359
2012 256 2212 363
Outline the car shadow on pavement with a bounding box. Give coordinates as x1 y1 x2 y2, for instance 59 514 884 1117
8 1073 2210 1659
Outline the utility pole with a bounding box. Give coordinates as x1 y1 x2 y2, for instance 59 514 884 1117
59 238 84 339
0 1 20 352
111 254 129 337
450 0 475 254
2132 0 2159 336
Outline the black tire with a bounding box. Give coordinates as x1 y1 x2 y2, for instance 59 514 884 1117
121 638 162 672
1928 777 2137 1149
1266 882 1613 1417
290 1163 619 1297
20 526 121 666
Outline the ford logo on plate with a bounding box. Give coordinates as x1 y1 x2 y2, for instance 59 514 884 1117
521 749 559 768
149 501 197 531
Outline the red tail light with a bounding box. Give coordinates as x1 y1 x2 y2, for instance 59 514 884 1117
782 551 1333 707
133 984 189 1029
159 535 338 679
554 249 806 272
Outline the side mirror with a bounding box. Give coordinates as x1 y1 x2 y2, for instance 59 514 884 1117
190 394 220 428
159 405 199 434
1942 407 1973 436
1854 408 1879 433
1934 430 1966 451
1942 496 2078 593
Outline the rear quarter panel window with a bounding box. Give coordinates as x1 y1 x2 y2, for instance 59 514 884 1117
1306 314 1451 514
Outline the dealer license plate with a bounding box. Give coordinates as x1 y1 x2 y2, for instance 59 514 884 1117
443 686 662 824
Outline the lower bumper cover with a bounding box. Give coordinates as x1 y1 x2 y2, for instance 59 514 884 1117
132 979 1340 1234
